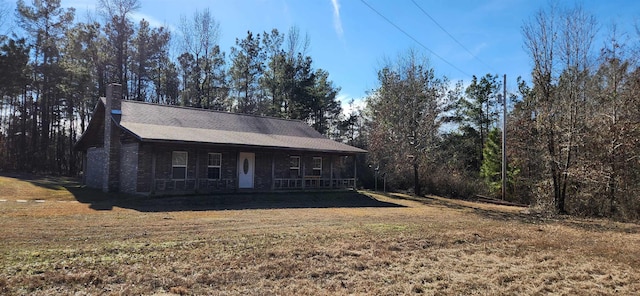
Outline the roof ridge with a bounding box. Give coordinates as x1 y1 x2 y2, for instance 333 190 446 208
121 99 308 124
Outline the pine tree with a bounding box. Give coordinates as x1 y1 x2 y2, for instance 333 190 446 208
17 0 75 171
455 74 501 171
480 127 519 198
229 31 263 114
480 128 502 196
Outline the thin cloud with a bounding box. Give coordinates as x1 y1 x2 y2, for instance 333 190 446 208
130 11 176 32
331 0 344 38
63 0 96 10
339 94 367 116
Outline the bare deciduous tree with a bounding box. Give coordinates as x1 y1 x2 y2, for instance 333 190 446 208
583 26 640 218
367 49 456 196
178 9 227 109
522 3 597 214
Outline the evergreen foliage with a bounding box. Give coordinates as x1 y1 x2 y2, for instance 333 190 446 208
0 0 344 175
479 128 502 195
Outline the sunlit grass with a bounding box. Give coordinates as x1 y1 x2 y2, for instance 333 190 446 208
0 175 78 201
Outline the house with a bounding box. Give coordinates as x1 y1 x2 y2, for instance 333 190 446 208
74 84 366 195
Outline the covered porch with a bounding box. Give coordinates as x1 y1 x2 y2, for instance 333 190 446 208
143 145 360 195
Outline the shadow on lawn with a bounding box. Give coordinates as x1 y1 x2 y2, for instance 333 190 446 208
0 172 79 191
66 186 404 212
386 192 546 224
385 192 640 234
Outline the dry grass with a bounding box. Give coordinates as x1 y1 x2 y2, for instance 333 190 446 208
1 175 639 295
0 174 78 201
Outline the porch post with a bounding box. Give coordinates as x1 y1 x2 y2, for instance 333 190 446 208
271 152 275 190
195 149 200 192
235 150 239 193
353 155 357 190
151 150 156 195
301 155 305 189
329 155 334 188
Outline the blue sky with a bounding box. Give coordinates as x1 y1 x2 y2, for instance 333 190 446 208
5 0 640 111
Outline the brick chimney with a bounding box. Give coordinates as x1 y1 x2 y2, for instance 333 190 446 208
103 83 122 192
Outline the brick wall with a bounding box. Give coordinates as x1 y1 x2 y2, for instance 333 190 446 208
85 147 105 189
254 152 272 190
136 143 153 193
103 83 122 192
119 143 138 194
139 144 241 194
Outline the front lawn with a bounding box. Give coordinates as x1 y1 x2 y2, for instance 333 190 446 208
0 175 639 295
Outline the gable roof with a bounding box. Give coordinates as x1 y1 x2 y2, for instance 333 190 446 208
77 99 366 154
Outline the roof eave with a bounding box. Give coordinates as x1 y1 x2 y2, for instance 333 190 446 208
136 138 367 154
73 99 105 151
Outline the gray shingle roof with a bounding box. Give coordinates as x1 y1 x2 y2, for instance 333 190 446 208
116 100 366 154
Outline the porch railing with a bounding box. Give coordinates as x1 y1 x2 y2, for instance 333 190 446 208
152 177 356 192
153 178 235 192
273 177 355 190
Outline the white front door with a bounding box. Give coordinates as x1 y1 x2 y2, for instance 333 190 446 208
238 152 255 189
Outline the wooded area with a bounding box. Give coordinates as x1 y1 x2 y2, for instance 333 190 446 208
0 1 638 219
363 4 639 220
0 0 343 176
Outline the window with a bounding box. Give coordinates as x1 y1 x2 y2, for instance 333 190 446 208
172 151 188 179
207 153 222 179
312 157 322 176
290 156 300 177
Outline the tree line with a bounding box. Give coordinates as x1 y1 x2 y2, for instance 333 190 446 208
360 4 639 220
1 1 638 220
0 0 342 175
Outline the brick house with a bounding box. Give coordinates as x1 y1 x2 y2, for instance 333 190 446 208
74 84 366 195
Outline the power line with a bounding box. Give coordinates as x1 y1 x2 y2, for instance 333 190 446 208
359 0 472 78
410 0 497 73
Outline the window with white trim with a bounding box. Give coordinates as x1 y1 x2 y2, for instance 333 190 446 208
172 151 188 179
290 156 300 177
312 157 322 176
207 153 222 179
